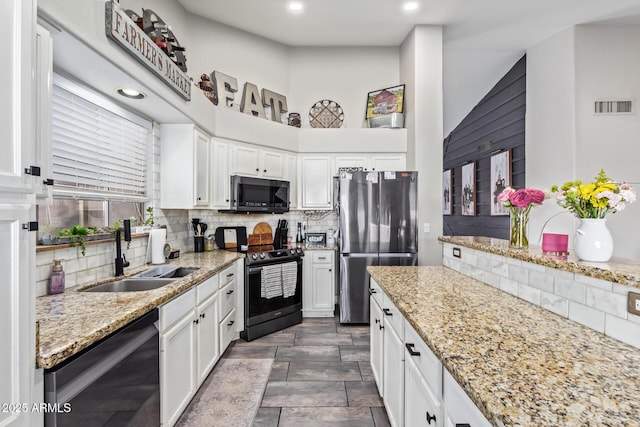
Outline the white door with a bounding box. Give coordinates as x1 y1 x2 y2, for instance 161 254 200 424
405 352 442 427
335 156 368 172
260 150 285 178
370 297 384 397
370 155 406 171
301 156 332 209
233 144 260 176
160 313 196 427
284 154 298 209
383 322 404 427
211 139 230 209
193 130 210 207
0 204 35 427
196 294 219 386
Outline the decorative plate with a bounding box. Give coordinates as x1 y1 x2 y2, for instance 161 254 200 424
309 100 344 128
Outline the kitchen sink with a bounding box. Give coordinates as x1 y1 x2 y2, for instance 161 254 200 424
133 265 199 278
82 278 178 293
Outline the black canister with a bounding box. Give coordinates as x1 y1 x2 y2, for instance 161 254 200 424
194 236 205 252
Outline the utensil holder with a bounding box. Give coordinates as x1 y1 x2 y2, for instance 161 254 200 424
194 236 204 253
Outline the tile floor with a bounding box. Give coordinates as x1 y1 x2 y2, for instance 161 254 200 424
185 315 391 427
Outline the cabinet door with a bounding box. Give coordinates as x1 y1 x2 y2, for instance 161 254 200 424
0 204 35 427
284 154 298 209
35 24 53 202
211 138 231 209
160 312 196 427
405 349 442 427
311 263 334 311
233 144 260 176
260 150 285 178
443 369 492 427
0 0 35 193
194 130 210 207
383 321 404 427
370 155 406 171
196 294 219 386
219 309 237 353
370 297 384 397
301 156 332 209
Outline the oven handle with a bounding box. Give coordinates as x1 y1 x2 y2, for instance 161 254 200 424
248 266 263 274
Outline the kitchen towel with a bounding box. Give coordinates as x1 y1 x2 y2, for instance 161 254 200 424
260 264 283 299
150 228 167 264
281 261 298 298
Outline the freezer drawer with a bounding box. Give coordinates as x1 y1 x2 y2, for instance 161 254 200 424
378 253 418 267
339 254 378 324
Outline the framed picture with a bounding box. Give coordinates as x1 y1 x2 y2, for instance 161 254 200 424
490 150 512 216
365 84 405 119
461 162 476 216
442 169 452 215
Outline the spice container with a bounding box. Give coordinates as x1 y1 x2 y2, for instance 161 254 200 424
204 235 215 251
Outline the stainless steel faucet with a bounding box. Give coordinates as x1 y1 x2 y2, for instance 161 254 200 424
115 219 131 276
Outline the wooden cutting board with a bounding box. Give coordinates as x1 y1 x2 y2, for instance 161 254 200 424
249 222 273 246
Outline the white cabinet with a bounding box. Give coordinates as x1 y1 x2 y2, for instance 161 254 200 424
382 309 404 427
211 138 231 209
303 251 335 317
35 23 54 202
284 154 298 209
369 289 384 396
195 277 220 385
443 369 492 427
160 124 211 209
370 155 406 171
300 156 332 209
405 351 443 427
232 143 286 179
335 155 368 171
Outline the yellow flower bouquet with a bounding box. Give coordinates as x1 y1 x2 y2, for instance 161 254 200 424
551 169 636 219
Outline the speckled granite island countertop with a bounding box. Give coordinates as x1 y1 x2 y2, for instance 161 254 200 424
439 235 640 289
368 266 640 426
36 250 244 369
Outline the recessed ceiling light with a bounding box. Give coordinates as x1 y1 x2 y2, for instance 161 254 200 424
117 88 146 99
403 1 419 12
288 1 304 13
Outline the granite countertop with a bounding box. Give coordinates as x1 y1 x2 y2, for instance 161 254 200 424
439 235 640 288
368 265 640 426
36 250 244 369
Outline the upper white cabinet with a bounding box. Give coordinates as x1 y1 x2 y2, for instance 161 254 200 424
370 155 406 171
284 154 298 209
300 156 332 210
35 23 54 202
231 143 285 179
0 0 36 195
160 124 211 209
211 138 231 210
333 154 406 174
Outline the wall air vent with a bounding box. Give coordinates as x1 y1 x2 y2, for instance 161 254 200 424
594 99 634 115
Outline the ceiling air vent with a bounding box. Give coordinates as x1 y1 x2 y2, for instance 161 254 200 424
594 99 634 115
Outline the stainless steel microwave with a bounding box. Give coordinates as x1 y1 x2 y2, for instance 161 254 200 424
227 175 290 213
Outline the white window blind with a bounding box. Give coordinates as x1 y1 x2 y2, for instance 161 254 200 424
51 75 151 201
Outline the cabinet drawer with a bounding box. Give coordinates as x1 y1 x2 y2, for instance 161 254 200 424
219 264 237 288
196 274 219 304
160 288 196 332
312 251 333 264
404 320 442 399
219 309 236 351
382 293 404 340
443 369 492 427
369 278 383 307
219 281 236 319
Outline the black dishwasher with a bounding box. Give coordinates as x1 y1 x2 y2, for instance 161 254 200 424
44 309 160 427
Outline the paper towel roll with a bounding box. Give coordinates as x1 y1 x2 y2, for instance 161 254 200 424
150 228 167 264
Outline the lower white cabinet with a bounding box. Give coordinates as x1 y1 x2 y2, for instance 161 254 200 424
443 369 492 427
195 293 219 385
369 294 384 396
382 309 404 427
405 347 442 427
302 250 335 317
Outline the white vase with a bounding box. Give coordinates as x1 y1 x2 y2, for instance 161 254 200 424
574 218 613 262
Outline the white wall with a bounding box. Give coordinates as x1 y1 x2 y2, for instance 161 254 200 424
527 25 640 259
401 26 443 266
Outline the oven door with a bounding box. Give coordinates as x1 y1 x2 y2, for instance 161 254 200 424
246 259 302 326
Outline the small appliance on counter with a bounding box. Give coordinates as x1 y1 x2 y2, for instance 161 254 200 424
273 219 288 249
214 226 248 251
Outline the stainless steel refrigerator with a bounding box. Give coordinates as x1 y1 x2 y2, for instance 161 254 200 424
338 170 418 323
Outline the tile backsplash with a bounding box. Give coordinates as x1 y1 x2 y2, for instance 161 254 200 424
442 242 640 350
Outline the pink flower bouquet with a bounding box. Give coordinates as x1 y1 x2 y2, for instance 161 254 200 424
497 187 547 248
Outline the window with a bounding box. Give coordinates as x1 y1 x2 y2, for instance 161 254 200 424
38 75 152 240
50 73 151 201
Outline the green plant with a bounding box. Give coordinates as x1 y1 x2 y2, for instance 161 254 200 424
144 206 156 227
56 225 93 256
